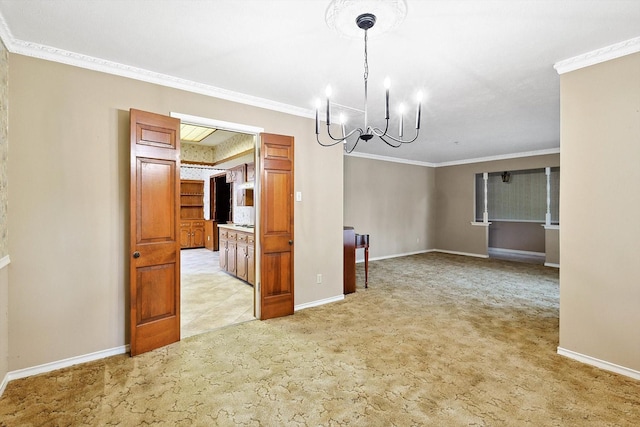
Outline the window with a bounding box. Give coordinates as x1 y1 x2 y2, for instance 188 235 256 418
475 167 559 224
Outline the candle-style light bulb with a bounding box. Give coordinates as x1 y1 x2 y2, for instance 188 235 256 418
384 77 391 120
415 91 423 130
315 99 321 135
325 85 332 125
398 104 405 137
339 113 347 139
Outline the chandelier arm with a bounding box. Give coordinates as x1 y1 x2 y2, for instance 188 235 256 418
327 126 362 142
377 134 403 148
344 137 361 154
369 120 390 137
326 125 362 142
316 134 343 147
371 127 420 144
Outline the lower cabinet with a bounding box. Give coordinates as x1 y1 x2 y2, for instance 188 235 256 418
219 227 254 285
247 242 255 285
180 220 205 248
204 220 217 251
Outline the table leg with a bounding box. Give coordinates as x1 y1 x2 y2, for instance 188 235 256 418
364 246 369 288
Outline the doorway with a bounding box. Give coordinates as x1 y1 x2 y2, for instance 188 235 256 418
173 112 264 337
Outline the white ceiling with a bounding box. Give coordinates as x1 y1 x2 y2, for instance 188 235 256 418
1 0 639 164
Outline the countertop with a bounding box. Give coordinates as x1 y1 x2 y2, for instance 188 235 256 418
218 224 255 233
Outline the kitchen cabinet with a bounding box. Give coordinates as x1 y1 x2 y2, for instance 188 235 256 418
226 164 245 183
237 162 255 207
219 228 228 271
180 180 204 220
237 188 254 206
236 232 255 282
180 220 205 249
180 179 205 249
204 220 217 251
247 241 255 285
246 162 255 181
219 228 237 274
218 225 254 285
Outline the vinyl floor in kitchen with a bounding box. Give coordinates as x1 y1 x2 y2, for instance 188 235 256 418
180 248 255 338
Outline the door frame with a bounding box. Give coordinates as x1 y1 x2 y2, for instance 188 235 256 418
171 112 265 319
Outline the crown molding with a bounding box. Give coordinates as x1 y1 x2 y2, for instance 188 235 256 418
554 36 640 75
434 147 560 167
0 13 560 169
0 13 314 120
345 150 437 167
348 147 560 168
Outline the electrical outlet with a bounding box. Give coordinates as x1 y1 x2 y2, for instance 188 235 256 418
316 274 322 284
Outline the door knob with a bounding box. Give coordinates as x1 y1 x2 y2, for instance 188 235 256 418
288 240 293 245
133 251 141 258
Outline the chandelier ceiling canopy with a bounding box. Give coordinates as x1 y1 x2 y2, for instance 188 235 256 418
325 0 407 38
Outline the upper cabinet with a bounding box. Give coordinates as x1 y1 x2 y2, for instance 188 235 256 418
180 180 204 219
246 162 255 182
228 163 255 207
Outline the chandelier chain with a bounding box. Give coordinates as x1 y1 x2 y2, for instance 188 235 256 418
363 30 369 84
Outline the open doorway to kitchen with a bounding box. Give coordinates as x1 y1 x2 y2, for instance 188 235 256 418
173 112 263 338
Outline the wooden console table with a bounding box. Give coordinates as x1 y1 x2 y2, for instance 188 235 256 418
343 227 370 293
343 227 356 294
355 233 369 288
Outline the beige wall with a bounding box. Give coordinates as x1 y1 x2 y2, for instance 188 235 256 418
344 156 435 260
559 52 640 371
7 54 344 371
0 39 9 386
489 221 545 253
434 154 560 256
0 266 7 385
544 228 559 266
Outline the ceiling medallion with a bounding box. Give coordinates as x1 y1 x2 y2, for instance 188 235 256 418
325 0 407 38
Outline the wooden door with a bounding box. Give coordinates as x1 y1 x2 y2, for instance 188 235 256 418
129 109 181 356
259 133 294 319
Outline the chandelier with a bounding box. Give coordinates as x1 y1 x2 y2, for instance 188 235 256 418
315 12 422 153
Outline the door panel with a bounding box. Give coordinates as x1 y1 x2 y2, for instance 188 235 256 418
228 240 237 275
192 226 205 247
138 160 175 242
136 264 176 324
130 109 181 356
260 133 294 319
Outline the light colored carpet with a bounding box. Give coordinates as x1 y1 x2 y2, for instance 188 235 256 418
1 253 639 425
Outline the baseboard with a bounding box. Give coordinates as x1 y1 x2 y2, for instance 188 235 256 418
0 371 8 397
557 347 640 380
488 247 545 257
4 344 130 387
356 249 432 263
544 262 560 268
0 254 10 270
295 294 344 311
433 249 489 259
